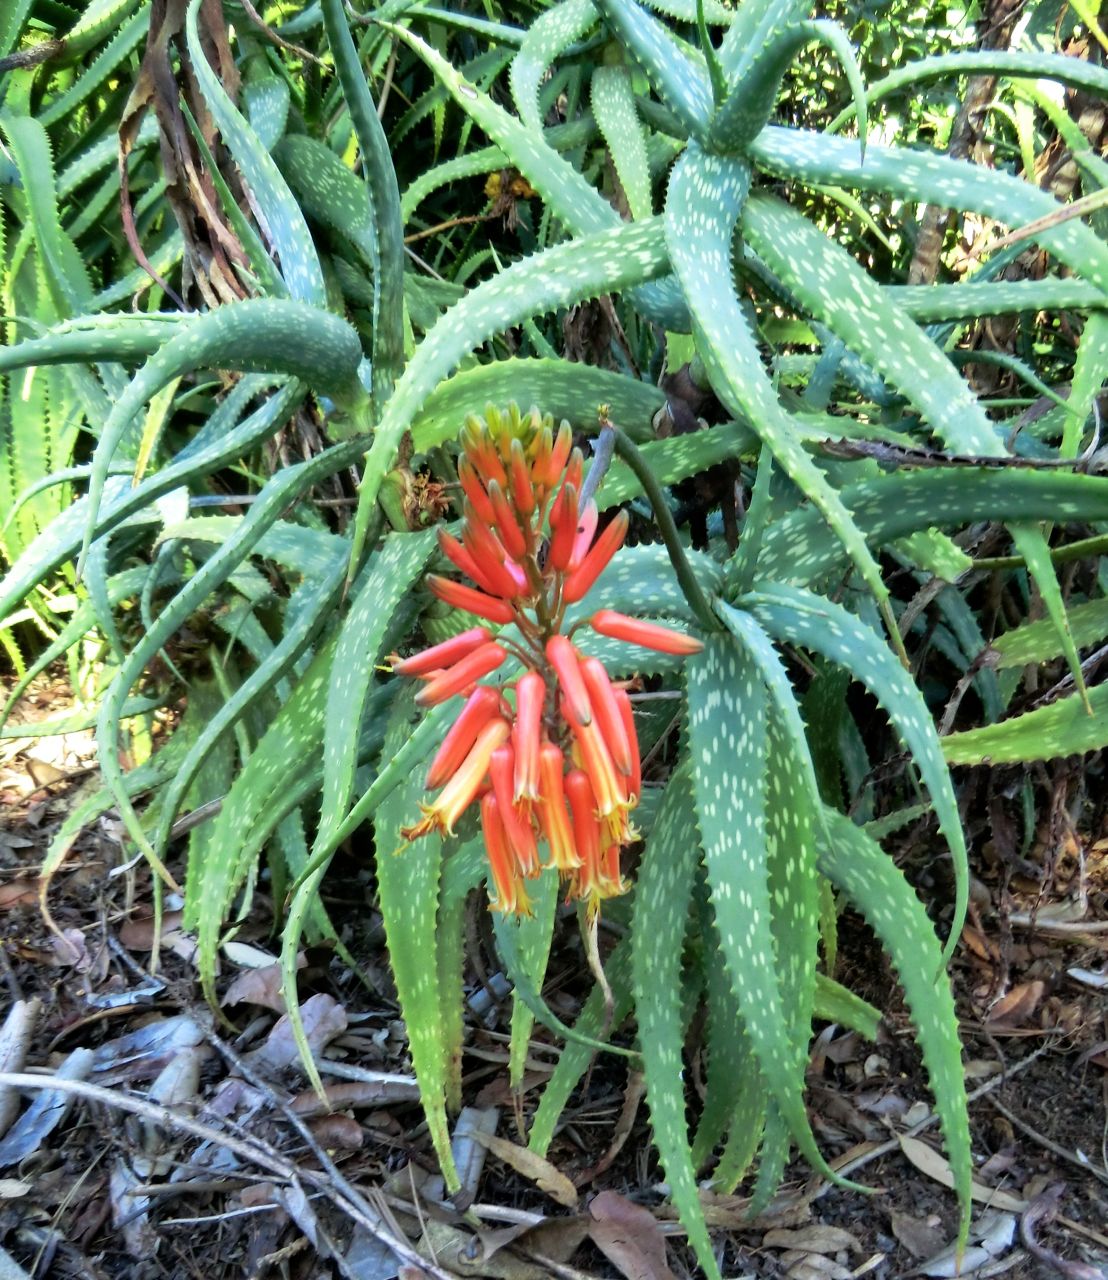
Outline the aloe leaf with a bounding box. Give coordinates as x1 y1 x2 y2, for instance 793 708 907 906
742 193 1000 455
276 135 377 272
440 841 487 1111
528 937 633 1156
686 634 846 1191
846 50 1108 130
78 300 365 575
571 543 724 625
510 0 598 131
717 0 810 75
665 148 892 622
750 129 1108 294
373 692 459 1188
591 65 652 221
597 421 755 510
592 0 713 142
321 0 404 404
345 217 670 583
759 469 1108 589
813 973 880 1040
410 358 662 452
712 1071 768 1192
316 530 437 861
37 6 148 128
943 682 1108 765
184 0 324 307
709 18 866 156
0 113 93 316
505 871 559 1088
818 809 970 1245
632 765 720 1280
741 582 968 964
96 439 367 908
992 598 1108 669
243 75 290 151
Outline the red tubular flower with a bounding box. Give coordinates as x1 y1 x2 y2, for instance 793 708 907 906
489 745 541 876
487 480 528 560
415 641 507 706
547 483 579 572
579 657 633 776
397 406 701 918
589 609 704 655
545 636 592 725
391 626 492 678
482 792 532 916
509 438 535 516
425 685 503 790
427 575 515 624
457 524 523 599
402 716 510 840
537 745 580 871
568 501 599 572
512 671 545 803
563 510 629 603
458 456 497 525
614 688 641 800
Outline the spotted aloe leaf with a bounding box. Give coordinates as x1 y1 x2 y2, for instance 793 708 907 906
664 147 892 625
742 582 968 962
591 65 653 221
686 633 848 1193
758 469 1108 590
592 0 713 142
818 809 970 1245
315 530 438 864
631 764 719 1280
505 871 559 1088
991 598 1108 670
510 0 598 131
528 937 633 1156
374 691 459 1188
77 302 365 576
717 0 812 75
943 682 1108 766
750 129 1108 293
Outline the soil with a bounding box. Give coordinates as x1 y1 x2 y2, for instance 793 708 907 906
1 678 1106 1280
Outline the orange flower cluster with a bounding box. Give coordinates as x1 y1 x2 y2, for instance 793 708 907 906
392 406 703 916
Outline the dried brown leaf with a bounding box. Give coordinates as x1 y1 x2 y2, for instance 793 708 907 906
587 1191 677 1280
472 1131 578 1208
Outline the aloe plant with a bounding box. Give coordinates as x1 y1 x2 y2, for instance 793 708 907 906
2 0 1107 1270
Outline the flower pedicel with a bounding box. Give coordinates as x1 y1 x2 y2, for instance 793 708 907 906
391 406 703 916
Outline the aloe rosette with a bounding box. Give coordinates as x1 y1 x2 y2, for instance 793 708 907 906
390 406 702 915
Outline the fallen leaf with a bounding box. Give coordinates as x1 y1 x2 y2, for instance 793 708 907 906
588 1191 676 1280
0 882 38 909
889 1209 945 1260
897 1136 1026 1212
915 1209 1015 1277
290 1078 419 1115
222 960 299 1012
117 911 184 950
307 1114 364 1149
249 994 347 1071
763 1225 860 1254
473 1131 578 1209
986 981 1045 1027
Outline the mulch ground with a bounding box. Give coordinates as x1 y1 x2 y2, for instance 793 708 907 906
1 677 1106 1280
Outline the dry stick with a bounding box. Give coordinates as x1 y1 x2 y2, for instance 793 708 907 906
0 1071 460 1280
815 1041 1055 1195
986 1093 1108 1188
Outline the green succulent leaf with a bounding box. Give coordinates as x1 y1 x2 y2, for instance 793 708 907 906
943 682 1108 765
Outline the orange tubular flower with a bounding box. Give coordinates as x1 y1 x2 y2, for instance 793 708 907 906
391 626 492 678
614 688 641 801
426 575 516 625
562 510 629 603
395 405 700 918
482 792 532 916
579 657 633 776
489 745 541 876
589 609 704 655
415 641 507 706
512 671 545 803
545 636 592 725
425 685 503 790
402 717 511 840
537 745 580 871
